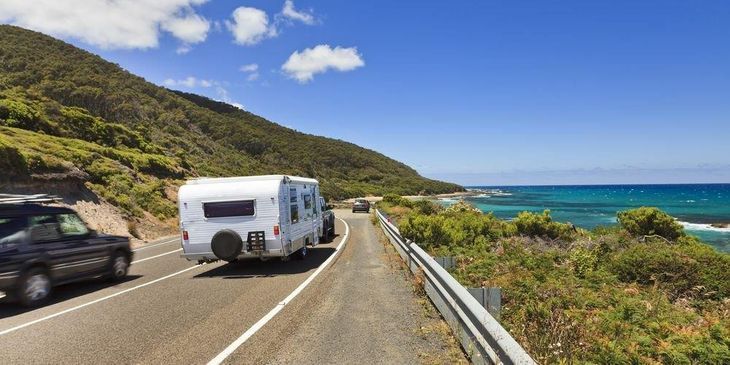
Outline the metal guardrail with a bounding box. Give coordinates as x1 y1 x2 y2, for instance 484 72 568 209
376 209 536 365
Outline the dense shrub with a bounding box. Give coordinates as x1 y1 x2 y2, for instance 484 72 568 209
0 137 27 176
0 98 58 133
609 241 730 300
382 193 412 207
512 210 578 241
617 206 685 241
0 98 39 124
400 206 510 251
442 200 482 214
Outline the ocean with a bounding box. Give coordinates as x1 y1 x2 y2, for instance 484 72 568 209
439 184 730 252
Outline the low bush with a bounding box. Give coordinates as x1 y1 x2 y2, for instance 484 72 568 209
0 137 27 176
617 206 685 241
512 210 578 241
608 241 730 300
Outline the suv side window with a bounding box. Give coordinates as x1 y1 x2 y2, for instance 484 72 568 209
29 215 62 243
57 214 89 237
0 216 27 246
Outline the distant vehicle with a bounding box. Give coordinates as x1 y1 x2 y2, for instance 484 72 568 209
0 195 132 307
178 175 327 263
352 199 370 213
319 197 335 242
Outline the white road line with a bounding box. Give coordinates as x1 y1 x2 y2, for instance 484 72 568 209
0 264 203 336
207 218 351 365
133 248 183 264
133 237 179 252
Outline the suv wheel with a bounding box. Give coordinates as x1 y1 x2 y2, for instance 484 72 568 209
109 251 130 281
17 267 52 307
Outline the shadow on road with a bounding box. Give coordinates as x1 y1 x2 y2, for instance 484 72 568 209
0 275 143 318
194 246 337 279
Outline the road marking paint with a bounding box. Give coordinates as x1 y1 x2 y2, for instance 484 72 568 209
0 264 203 336
133 248 183 264
133 237 179 252
207 218 351 365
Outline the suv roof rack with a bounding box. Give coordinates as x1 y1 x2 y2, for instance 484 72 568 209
0 194 63 205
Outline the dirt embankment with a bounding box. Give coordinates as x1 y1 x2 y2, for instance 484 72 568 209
0 178 176 247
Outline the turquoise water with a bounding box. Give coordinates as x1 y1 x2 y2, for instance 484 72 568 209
442 184 730 252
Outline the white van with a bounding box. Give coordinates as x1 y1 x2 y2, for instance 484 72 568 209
178 175 325 263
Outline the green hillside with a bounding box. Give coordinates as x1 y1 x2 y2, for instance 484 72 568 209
0 25 462 219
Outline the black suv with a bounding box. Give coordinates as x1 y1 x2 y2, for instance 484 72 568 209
0 204 132 306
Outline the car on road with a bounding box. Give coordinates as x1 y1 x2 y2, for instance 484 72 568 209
0 196 132 307
319 197 335 242
352 199 370 213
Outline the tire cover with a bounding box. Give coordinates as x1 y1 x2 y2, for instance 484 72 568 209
211 230 243 261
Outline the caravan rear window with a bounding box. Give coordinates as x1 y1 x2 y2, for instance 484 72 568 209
203 200 255 218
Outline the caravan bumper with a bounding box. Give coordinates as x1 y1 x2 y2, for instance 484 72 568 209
181 249 286 261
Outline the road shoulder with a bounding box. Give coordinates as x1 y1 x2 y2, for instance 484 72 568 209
226 209 467 364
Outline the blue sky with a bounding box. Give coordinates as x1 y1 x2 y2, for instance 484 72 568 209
2 1 729 185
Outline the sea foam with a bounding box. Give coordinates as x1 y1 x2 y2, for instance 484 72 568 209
679 221 730 233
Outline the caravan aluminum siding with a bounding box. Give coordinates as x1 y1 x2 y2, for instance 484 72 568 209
178 175 321 261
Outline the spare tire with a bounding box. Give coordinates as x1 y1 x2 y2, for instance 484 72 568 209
211 229 243 262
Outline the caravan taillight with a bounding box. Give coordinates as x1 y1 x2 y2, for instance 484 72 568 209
273 225 280 236
182 231 189 241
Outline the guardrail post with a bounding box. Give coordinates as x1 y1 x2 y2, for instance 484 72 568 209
434 256 456 270
467 287 502 321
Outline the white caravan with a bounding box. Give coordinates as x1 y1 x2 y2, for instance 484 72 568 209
178 175 325 263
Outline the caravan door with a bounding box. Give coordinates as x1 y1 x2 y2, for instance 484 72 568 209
304 185 319 246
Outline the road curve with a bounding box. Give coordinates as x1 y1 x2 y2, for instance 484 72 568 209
0 210 458 364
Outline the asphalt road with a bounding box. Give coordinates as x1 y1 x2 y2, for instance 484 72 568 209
0 210 457 364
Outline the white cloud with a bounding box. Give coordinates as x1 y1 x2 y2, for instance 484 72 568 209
240 64 259 72
280 0 315 25
0 0 211 50
161 12 210 44
282 45 364 83
163 76 213 88
176 44 193 54
239 64 260 82
226 7 276 46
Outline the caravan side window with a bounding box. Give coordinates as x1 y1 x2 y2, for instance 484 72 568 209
203 200 255 218
303 194 312 210
290 188 299 223
303 194 313 218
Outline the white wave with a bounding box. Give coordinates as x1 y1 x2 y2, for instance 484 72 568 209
679 221 730 233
